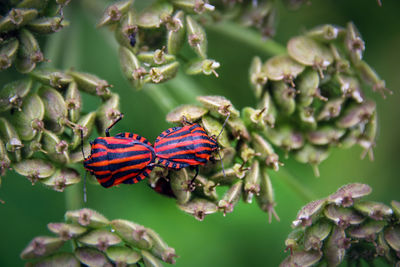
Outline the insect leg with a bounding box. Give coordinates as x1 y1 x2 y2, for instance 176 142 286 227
105 113 124 137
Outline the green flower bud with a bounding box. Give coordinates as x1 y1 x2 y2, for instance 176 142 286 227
345 22 365 63
30 69 73 89
75 247 112 267
95 93 121 134
13 158 55 184
69 143 90 164
186 58 220 77
0 139 11 177
218 181 243 216
42 130 69 163
296 68 321 107
201 115 230 147
264 125 304 152
65 208 109 228
323 204 364 228
287 35 333 77
210 163 249 184
293 144 329 177
147 228 178 264
118 46 145 89
324 226 349 266
0 78 32 112
303 220 332 251
262 54 305 83
137 49 176 66
327 183 372 207
64 82 81 123
354 201 393 221
226 116 250 140
384 225 400 252
330 43 351 73
17 0 49 9
47 223 87 240
97 0 133 27
166 104 208 123
16 28 43 73
243 160 260 203
38 86 67 134
252 133 281 171
307 126 345 146
170 169 192 204
335 74 364 103
68 71 112 99
348 220 386 240
392 200 400 219
145 61 179 83
0 38 19 70
316 97 344 121
197 95 240 118
115 9 138 48
356 60 392 98
249 56 268 99
336 100 375 129
136 1 173 28
284 228 304 252
12 93 44 141
193 174 218 200
0 8 38 33
27 16 69 34
20 236 64 259
30 252 80 266
271 81 296 115
306 24 343 42
186 15 207 58
0 117 23 160
376 232 392 259
41 168 81 192
110 219 153 250
171 0 215 14
178 198 218 221
106 246 141 265
167 11 185 55
257 91 277 127
78 229 122 251
280 250 322 267
292 198 326 228
242 107 267 131
141 250 163 267
256 169 279 222
70 111 96 150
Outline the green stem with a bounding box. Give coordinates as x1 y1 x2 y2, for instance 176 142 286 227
143 84 178 113
206 22 286 56
65 184 83 210
276 168 317 202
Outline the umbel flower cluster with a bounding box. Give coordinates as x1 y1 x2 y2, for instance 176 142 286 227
21 208 178 266
250 22 390 175
148 95 281 222
0 69 121 192
0 0 70 73
281 183 400 266
98 0 305 88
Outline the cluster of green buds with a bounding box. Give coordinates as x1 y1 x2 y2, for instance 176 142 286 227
281 183 400 266
148 95 280 222
21 208 178 266
0 69 121 192
97 0 224 88
249 22 391 176
0 0 70 73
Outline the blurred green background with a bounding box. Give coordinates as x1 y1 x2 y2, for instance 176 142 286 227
1 0 400 266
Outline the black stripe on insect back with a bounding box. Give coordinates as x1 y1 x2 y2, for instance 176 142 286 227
156 143 215 155
88 149 151 164
155 135 213 148
88 157 152 172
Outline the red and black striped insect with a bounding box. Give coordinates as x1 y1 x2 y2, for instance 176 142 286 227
154 115 230 184
83 115 156 189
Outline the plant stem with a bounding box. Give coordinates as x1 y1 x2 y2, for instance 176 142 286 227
65 184 83 210
206 22 286 56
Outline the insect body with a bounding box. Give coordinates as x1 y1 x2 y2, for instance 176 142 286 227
84 132 156 188
154 123 218 170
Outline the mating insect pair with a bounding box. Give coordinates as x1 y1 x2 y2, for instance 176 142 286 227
83 114 229 197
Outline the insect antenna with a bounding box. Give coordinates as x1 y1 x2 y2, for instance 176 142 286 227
215 113 231 177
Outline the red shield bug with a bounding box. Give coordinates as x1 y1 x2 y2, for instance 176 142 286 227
82 114 156 200
154 114 230 186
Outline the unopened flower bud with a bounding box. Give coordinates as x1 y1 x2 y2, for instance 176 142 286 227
186 15 207 58
167 11 185 55
146 228 178 264
30 69 73 89
47 222 87 240
0 78 32 112
65 208 109 228
292 198 326 228
354 201 393 221
27 16 69 34
327 183 372 207
97 0 133 27
106 246 141 265
16 28 43 73
0 8 38 33
0 38 19 70
96 93 121 134
110 220 153 249
303 220 332 251
197 95 240 118
20 236 64 259
141 250 164 267
178 198 218 221
75 247 112 267
256 169 280 222
78 229 121 251
323 204 364 228
68 71 112 99
201 115 230 147
263 54 305 83
170 169 192 204
136 1 173 28
42 168 81 192
218 181 243 216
